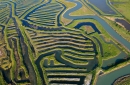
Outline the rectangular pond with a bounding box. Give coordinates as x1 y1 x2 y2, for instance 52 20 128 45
115 19 130 31
87 0 116 14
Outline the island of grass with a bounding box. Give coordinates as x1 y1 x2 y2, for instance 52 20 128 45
114 75 130 85
110 0 130 22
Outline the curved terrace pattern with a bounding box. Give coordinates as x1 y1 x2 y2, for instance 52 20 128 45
0 0 130 85
26 26 98 84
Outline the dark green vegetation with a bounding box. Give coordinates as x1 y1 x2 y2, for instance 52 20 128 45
0 0 130 85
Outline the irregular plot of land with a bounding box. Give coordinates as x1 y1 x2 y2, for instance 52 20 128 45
70 3 94 16
58 0 74 25
26 28 97 66
58 0 76 11
0 48 11 70
115 19 130 31
0 33 4 45
91 33 120 59
58 0 94 25
0 50 2 56
110 0 130 21
105 16 125 27
67 19 120 59
59 0 94 16
26 27 98 85
104 12 130 31
0 26 11 70
103 16 130 42
80 25 95 34
0 49 5 57
61 16 72 26
114 75 130 85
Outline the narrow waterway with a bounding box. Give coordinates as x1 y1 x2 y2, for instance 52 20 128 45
96 64 130 85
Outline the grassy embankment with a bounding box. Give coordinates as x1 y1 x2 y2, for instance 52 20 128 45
91 67 102 85
102 59 130 75
102 16 130 48
114 75 130 85
110 0 130 22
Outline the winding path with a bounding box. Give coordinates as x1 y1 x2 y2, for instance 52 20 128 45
62 0 130 51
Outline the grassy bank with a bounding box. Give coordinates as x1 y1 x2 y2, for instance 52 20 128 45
102 16 130 44
110 0 130 22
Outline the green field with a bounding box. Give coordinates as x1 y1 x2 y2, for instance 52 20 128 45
110 0 130 22
114 75 130 85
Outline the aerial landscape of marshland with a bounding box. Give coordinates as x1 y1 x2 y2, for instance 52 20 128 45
0 0 130 85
